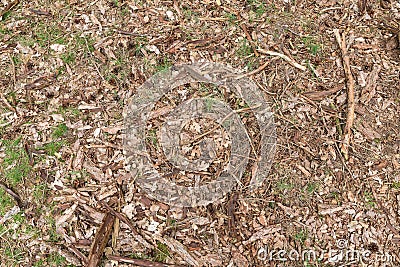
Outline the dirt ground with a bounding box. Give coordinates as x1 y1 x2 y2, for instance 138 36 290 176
0 0 399 266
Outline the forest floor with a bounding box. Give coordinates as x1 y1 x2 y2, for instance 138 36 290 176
0 0 399 266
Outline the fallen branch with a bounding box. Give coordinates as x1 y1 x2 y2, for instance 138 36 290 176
334 29 355 160
257 48 307 71
108 255 183 267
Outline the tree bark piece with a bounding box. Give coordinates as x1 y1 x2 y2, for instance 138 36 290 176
87 213 115 267
334 29 355 160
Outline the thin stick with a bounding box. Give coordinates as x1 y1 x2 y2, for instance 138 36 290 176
257 49 307 71
0 92 16 113
240 23 259 57
235 60 272 79
0 181 23 208
334 29 355 160
108 255 183 266
8 54 16 86
0 0 20 19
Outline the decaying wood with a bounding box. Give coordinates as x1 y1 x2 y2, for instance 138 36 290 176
258 48 307 71
235 60 274 79
334 29 355 160
24 74 57 90
182 104 262 146
87 213 115 267
65 244 88 265
28 8 51 16
108 255 183 267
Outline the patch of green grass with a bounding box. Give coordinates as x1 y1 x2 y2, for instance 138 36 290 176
1 11 13 21
33 183 50 201
57 106 81 119
302 36 322 56
392 181 400 189
33 259 46 267
236 39 253 57
0 188 14 215
154 57 172 72
146 129 158 146
47 252 66 266
11 55 21 65
46 215 61 242
75 34 95 53
34 23 65 47
4 247 24 263
364 192 376 207
275 179 294 192
225 13 237 24
52 123 68 139
61 51 76 64
129 252 150 260
42 141 65 156
305 182 318 194
1 138 31 186
247 0 269 17
294 229 307 244
154 241 170 262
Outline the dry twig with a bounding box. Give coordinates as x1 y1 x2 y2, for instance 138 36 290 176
0 181 23 208
108 255 183 267
0 92 16 113
334 29 355 160
0 0 19 19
